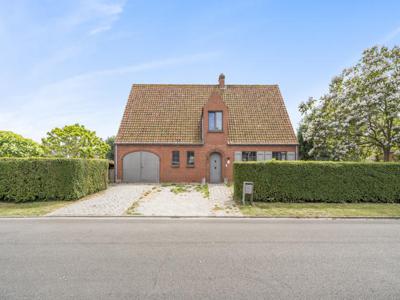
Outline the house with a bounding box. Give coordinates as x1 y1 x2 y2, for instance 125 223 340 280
115 74 298 183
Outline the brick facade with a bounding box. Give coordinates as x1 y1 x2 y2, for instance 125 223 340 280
115 143 297 183
115 89 297 183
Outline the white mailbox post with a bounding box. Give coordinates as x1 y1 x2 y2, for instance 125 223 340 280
242 181 254 205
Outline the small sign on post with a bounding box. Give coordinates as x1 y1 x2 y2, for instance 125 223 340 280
242 181 254 206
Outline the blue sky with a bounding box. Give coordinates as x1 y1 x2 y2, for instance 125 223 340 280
1 0 400 141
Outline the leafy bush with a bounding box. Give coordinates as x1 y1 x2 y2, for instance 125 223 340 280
105 136 115 161
0 158 108 202
0 131 43 157
234 161 400 203
42 124 110 158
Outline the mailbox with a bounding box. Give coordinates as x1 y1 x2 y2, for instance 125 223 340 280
242 181 254 205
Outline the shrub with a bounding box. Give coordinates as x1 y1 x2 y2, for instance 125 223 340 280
0 131 44 157
0 158 108 202
234 161 400 203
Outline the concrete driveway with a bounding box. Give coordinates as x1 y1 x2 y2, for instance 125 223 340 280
1 218 399 299
47 183 239 217
48 184 153 216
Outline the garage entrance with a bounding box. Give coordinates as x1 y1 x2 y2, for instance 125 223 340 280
123 151 160 183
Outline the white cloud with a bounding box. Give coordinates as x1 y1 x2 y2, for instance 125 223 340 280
65 51 222 81
89 25 112 35
59 0 126 35
0 52 221 141
379 25 400 44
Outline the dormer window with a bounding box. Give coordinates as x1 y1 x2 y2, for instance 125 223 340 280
208 111 223 131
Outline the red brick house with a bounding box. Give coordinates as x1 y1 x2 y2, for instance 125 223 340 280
115 74 298 183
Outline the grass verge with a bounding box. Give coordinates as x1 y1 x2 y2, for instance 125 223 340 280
239 202 400 218
0 201 71 217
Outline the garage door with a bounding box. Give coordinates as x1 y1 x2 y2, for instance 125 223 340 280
123 152 160 183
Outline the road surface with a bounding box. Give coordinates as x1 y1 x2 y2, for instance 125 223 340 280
1 218 399 299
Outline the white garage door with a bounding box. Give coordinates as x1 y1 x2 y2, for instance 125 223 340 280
123 152 159 183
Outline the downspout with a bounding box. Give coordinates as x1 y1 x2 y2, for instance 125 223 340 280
114 144 118 183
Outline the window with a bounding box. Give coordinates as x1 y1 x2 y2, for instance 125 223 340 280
272 152 287 160
172 151 180 166
208 111 223 131
242 151 257 161
187 151 195 166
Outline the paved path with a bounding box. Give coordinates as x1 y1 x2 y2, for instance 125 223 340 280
1 218 400 299
135 184 241 216
48 184 153 216
209 184 241 216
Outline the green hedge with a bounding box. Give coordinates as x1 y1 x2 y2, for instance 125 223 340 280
0 158 108 202
234 161 400 203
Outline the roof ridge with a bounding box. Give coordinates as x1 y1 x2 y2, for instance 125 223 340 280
131 83 279 87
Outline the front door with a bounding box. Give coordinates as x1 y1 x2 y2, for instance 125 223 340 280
210 153 222 183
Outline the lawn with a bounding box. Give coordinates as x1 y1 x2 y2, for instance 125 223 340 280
239 202 400 217
0 201 70 217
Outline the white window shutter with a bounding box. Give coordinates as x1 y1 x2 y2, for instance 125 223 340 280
234 151 242 161
265 151 272 160
256 151 265 161
287 152 296 160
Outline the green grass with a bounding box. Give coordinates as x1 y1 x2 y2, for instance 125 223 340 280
239 202 400 217
170 184 190 194
0 201 70 217
126 201 142 216
195 184 209 198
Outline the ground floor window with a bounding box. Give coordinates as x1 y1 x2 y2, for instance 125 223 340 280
172 151 180 166
242 151 257 161
272 151 287 160
187 151 195 166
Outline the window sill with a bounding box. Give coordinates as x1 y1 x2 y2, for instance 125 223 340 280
171 164 180 168
208 130 223 133
186 165 195 168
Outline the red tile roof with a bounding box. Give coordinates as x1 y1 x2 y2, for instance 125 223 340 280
116 83 297 145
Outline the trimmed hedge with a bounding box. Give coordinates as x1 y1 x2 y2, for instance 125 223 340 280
0 158 108 202
234 161 400 203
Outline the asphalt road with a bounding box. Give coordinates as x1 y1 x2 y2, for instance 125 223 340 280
1 218 400 299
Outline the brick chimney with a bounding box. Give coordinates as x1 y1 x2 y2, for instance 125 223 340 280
218 73 225 89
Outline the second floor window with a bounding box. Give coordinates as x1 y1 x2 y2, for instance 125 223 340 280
172 151 180 166
208 111 223 131
187 151 195 166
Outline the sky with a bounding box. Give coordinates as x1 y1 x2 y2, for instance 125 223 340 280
1 0 400 142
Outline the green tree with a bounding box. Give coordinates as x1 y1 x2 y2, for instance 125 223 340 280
0 131 44 157
299 46 400 161
105 136 115 161
42 124 110 159
297 124 314 160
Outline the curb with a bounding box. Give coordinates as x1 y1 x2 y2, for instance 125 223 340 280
1 215 400 220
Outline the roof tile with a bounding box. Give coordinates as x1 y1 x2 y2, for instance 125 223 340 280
116 84 297 145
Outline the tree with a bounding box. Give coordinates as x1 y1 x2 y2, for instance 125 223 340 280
297 124 314 160
0 131 44 157
299 46 400 161
105 136 115 161
42 124 110 159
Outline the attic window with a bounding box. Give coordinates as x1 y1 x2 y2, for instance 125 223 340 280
208 111 223 131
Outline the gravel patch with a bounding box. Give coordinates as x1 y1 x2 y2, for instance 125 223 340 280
133 184 242 216
48 184 153 216
209 184 242 216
